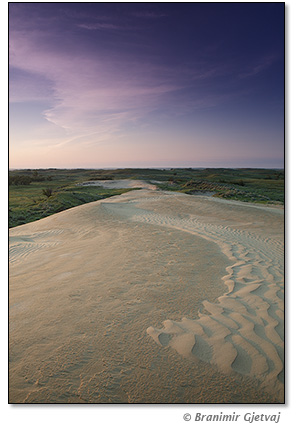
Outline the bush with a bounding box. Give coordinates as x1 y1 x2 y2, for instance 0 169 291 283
42 188 53 198
9 175 32 185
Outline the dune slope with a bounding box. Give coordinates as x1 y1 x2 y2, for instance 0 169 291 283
9 189 284 403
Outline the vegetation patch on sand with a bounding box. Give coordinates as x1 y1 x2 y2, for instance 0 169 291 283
9 169 132 228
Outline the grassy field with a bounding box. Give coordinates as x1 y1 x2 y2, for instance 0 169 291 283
9 168 284 228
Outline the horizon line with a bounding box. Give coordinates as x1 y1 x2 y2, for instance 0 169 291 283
9 166 284 171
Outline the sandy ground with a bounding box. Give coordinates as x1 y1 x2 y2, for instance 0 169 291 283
9 188 284 403
79 179 158 190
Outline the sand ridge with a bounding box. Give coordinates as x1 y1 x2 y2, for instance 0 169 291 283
9 189 284 403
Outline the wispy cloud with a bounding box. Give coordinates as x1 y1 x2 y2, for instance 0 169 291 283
78 22 124 31
239 55 278 79
9 27 194 147
12 19 271 152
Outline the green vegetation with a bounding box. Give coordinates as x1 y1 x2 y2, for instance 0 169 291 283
9 169 132 228
9 168 284 228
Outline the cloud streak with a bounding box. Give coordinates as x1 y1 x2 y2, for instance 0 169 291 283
239 55 279 79
78 22 125 31
9 23 225 148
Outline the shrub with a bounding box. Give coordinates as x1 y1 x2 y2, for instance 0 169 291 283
9 175 32 185
42 188 53 198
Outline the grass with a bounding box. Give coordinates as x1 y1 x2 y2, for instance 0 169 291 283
9 171 132 227
9 168 284 228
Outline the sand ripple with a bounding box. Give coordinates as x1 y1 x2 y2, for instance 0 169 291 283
9 230 64 264
103 192 284 400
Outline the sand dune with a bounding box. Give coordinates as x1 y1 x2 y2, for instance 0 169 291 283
9 189 284 403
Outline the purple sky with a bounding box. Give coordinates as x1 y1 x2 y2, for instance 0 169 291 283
9 3 284 169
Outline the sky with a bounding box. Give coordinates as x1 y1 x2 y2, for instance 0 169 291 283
9 2 285 169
